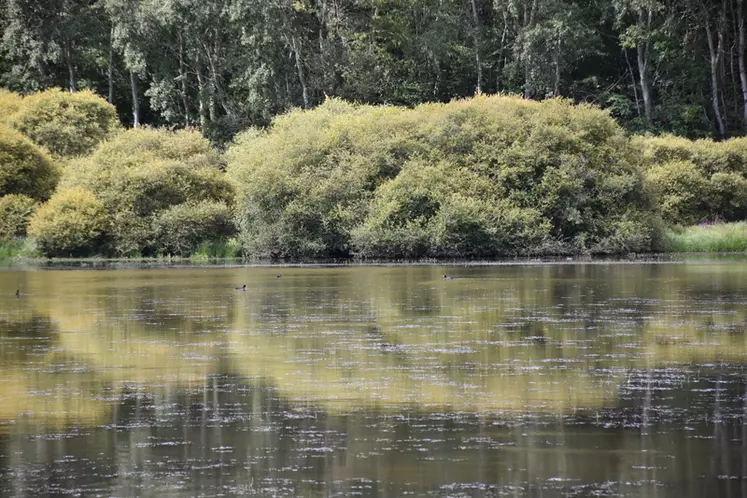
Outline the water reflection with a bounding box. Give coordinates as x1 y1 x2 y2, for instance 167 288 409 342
0 262 747 496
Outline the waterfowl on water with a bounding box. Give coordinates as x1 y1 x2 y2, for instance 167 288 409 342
235 284 247 291
15 289 19 298
277 274 282 278
443 274 453 280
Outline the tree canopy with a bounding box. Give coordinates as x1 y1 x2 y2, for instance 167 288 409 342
1 0 746 141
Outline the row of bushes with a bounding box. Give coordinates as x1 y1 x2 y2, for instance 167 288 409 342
2 89 747 258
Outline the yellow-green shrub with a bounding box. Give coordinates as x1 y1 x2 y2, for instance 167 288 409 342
60 128 234 256
152 201 236 256
0 194 37 241
637 135 747 224
28 187 109 257
0 124 60 200
10 89 121 158
0 89 23 118
644 160 710 225
229 96 658 258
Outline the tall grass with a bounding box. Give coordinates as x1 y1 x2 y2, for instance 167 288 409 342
666 222 747 252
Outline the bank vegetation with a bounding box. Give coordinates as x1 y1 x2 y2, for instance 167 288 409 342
2 89 747 259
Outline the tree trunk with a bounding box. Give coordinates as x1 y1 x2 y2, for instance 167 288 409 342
291 36 310 109
108 25 114 104
637 8 652 124
130 72 140 128
196 70 208 130
624 49 642 117
702 0 727 137
178 31 190 126
469 0 483 94
738 0 747 128
65 42 77 92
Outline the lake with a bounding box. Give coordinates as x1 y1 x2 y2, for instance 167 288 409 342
1 261 746 496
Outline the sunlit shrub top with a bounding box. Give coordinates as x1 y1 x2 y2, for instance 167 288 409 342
9 88 121 158
0 124 60 200
62 127 233 217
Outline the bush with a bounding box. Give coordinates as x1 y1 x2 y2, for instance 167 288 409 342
28 187 110 257
9 89 121 158
637 135 747 225
152 201 236 256
60 128 234 256
644 160 710 225
228 96 659 258
0 194 37 242
0 89 23 117
0 124 60 200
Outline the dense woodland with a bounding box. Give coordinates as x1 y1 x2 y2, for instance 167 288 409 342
2 0 747 141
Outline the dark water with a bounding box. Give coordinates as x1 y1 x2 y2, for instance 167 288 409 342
1 262 747 496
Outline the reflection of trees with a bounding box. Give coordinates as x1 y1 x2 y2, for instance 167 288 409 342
1 263 747 429
2 376 746 497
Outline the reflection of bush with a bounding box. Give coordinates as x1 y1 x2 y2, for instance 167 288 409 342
16 264 747 422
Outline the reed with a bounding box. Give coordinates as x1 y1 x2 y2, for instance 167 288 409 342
665 222 747 253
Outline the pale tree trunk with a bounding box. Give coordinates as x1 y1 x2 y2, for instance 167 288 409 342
738 0 747 129
65 41 77 92
624 49 642 117
637 7 653 124
702 0 727 137
108 25 114 103
196 70 208 130
291 36 309 109
130 72 140 128
469 0 483 94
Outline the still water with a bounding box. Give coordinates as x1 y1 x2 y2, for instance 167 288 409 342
0 262 746 496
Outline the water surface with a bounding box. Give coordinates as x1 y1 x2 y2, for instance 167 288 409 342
1 262 746 496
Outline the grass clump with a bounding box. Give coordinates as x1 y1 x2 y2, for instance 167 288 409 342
666 222 747 253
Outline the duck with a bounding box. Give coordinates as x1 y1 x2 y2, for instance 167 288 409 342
15 289 19 298
235 284 247 291
276 274 282 278
443 274 453 280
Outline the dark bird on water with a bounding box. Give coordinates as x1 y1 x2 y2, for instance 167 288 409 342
235 284 247 291
277 274 282 278
443 275 453 280
15 289 19 298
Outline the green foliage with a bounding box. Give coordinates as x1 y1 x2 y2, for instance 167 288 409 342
229 95 659 258
10 89 121 158
60 127 234 256
644 160 709 225
152 201 236 256
666 222 747 253
0 194 37 242
0 124 60 200
28 187 110 257
637 136 747 225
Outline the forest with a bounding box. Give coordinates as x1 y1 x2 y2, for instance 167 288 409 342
1 0 747 142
